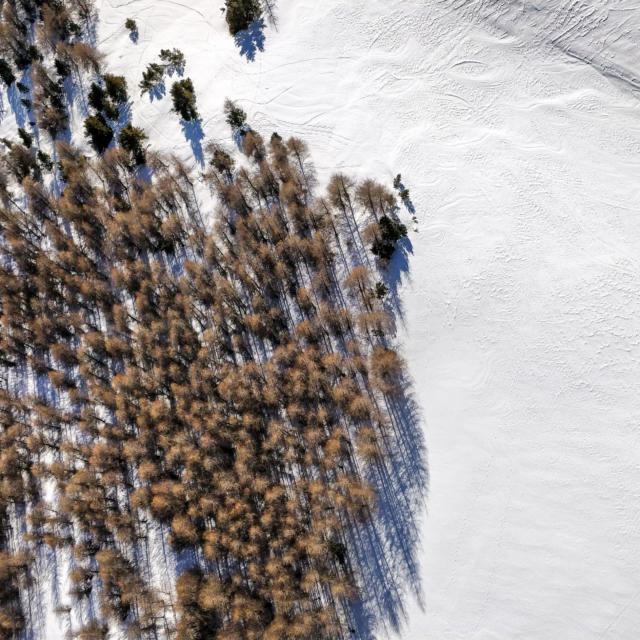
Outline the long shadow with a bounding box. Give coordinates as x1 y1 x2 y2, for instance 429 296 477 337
234 19 266 61
109 101 133 144
82 10 99 47
7 83 27 129
147 81 166 103
181 119 204 167
395 179 416 217
348 380 428 639
166 63 185 79
338 207 426 638
382 236 413 326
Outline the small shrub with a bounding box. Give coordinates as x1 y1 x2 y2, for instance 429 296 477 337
84 114 114 153
170 78 198 121
374 282 388 299
393 173 401 189
125 18 137 32
399 188 410 201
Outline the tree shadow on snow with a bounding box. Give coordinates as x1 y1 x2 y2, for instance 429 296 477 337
333 209 426 638
181 119 205 167
147 81 166 103
347 352 427 639
383 235 413 326
7 83 28 129
234 19 266 62
396 178 416 216
112 101 133 139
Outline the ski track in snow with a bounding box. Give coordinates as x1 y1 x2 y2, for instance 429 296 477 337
2 0 640 638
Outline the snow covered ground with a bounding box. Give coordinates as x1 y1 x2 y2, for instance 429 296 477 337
3 0 640 637
95 0 640 638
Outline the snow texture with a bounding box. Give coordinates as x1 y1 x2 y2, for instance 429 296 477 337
2 0 640 638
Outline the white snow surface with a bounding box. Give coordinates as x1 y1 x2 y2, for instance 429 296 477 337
3 0 640 638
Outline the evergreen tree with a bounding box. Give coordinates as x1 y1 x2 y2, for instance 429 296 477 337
118 123 147 165
225 0 262 35
139 62 165 94
17 128 33 148
170 78 198 121
84 114 114 153
224 98 246 130
88 83 106 112
0 59 15 86
103 74 128 104
159 48 185 75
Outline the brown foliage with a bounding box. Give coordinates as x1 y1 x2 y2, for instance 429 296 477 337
0 124 410 640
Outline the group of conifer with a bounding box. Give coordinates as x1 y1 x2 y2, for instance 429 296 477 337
0 116 409 637
0 3 411 637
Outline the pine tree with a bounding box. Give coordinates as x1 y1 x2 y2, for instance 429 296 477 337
170 78 198 121
84 115 114 153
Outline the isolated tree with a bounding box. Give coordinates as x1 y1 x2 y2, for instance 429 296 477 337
225 0 262 35
54 57 71 78
68 0 96 22
171 78 198 121
70 42 103 73
208 144 235 177
224 98 246 130
159 48 185 75
38 3 72 51
139 62 165 94
76 620 108 640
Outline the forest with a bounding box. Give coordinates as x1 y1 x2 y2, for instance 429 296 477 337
0 0 415 638
0 127 411 639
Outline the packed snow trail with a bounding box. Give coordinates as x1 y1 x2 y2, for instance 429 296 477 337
0 0 636 637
